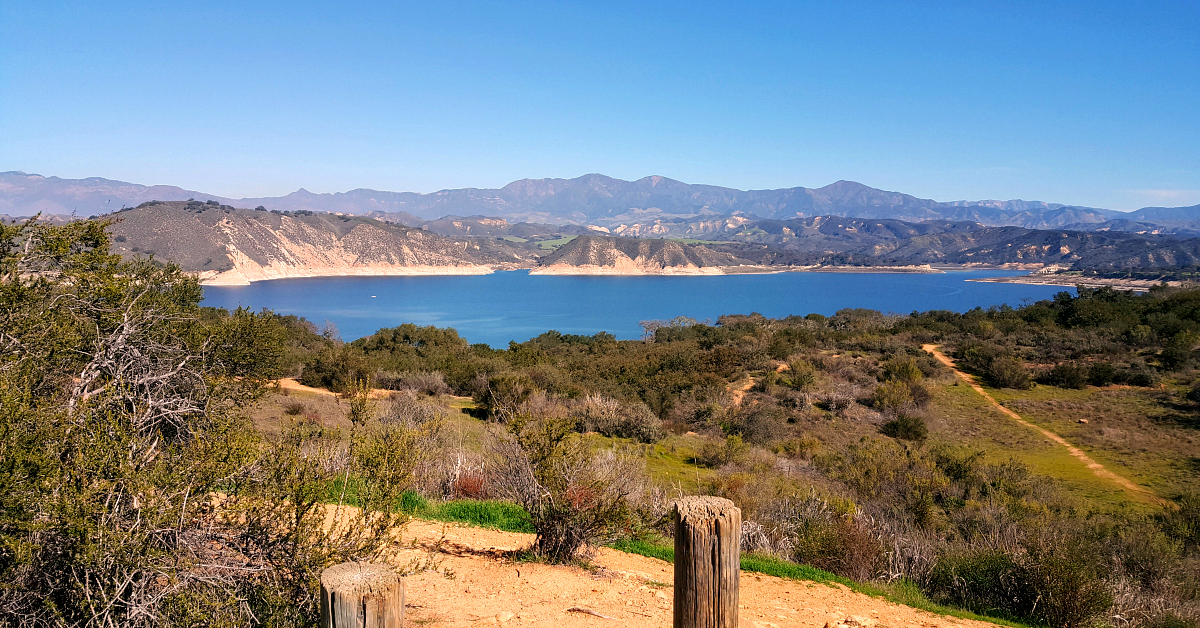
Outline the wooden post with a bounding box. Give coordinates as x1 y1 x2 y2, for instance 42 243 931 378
320 562 404 628
673 496 741 628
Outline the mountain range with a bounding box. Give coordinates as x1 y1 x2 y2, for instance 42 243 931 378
7 170 1198 231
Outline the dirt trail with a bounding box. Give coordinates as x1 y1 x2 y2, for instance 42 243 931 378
921 344 1162 504
730 376 757 406
396 519 998 628
276 378 392 399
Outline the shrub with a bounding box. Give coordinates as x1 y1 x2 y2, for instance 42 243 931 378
883 356 924 383
786 359 818 390
698 435 750 467
726 403 791 445
574 394 665 443
927 550 1030 618
487 416 646 561
777 434 822 459
1160 493 1200 550
1116 365 1159 387
871 380 913 412
282 399 306 415
1088 362 1117 386
299 347 375 393
820 385 856 416
880 413 928 442
986 357 1033 389
763 496 883 582
1040 362 1089 389
927 534 1111 628
376 371 451 395
474 372 539 422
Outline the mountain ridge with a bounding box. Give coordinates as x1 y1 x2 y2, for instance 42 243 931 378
2 170 1175 230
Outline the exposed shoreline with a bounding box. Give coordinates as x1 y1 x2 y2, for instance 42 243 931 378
968 274 1182 291
201 263 948 283
199 264 497 286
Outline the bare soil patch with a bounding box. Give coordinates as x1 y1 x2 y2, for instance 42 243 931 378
394 520 1000 628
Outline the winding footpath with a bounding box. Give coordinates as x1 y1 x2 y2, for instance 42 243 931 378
921 344 1164 505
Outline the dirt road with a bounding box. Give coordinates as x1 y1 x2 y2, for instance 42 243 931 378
921 344 1162 504
396 519 998 628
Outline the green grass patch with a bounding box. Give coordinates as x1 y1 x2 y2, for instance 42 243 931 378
501 236 528 243
401 493 535 533
536 235 578 250
610 537 1037 628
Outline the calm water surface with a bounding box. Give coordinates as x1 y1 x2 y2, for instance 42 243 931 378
201 270 1069 346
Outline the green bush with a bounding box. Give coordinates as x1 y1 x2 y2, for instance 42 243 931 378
474 372 539 422
1088 362 1117 386
987 357 1033 390
872 380 913 411
880 413 928 442
1040 363 1089 389
883 356 924 383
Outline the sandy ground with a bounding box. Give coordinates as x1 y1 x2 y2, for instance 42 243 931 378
393 520 998 628
921 344 1164 505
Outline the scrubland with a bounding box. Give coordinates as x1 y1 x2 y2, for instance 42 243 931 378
3 219 1199 627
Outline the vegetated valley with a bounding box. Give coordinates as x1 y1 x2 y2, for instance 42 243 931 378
4 217 1200 628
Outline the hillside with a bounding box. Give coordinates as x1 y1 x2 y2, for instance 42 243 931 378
532 235 748 274
91 201 1200 282
105 201 535 285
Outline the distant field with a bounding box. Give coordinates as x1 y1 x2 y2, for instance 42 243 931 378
535 235 578 250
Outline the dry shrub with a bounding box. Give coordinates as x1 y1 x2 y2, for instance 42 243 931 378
379 391 452 496
757 494 884 582
282 399 306 416
376 371 451 396
572 394 665 443
726 401 791 445
487 416 647 561
820 382 859 417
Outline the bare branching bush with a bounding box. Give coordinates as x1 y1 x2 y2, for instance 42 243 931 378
756 494 885 582
487 416 646 561
572 394 665 443
376 371 451 396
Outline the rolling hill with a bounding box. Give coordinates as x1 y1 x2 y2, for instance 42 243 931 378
102 201 535 284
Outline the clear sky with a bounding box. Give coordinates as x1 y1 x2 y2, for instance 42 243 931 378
1 1 1197 210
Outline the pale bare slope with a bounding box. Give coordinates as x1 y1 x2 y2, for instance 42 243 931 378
106 201 534 285
396 519 998 628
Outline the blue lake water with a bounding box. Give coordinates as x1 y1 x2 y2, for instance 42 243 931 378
201 270 1070 347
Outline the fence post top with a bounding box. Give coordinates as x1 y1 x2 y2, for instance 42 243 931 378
321 562 400 596
671 496 739 521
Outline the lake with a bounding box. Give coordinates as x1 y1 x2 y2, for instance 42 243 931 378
201 270 1070 346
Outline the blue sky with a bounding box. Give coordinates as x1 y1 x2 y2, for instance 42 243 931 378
1 1 1197 210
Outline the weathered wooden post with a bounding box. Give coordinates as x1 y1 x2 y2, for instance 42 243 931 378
673 496 741 628
320 562 404 628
